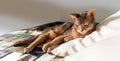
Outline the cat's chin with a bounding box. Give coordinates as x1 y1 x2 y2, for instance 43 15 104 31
77 24 95 35
77 29 87 34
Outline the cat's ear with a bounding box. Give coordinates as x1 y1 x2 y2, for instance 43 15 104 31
87 9 96 17
69 13 79 21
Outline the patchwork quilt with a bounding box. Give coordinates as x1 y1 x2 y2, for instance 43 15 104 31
0 22 65 61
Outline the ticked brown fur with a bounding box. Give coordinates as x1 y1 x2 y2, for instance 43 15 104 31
22 9 96 53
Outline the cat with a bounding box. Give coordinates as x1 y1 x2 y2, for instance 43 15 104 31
20 9 96 54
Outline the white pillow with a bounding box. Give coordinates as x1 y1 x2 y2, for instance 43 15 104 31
51 10 120 57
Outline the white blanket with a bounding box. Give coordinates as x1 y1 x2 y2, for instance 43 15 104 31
36 10 120 61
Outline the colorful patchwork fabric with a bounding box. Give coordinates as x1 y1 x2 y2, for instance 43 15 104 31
0 52 22 61
17 54 37 61
0 33 36 50
0 21 70 60
0 49 13 58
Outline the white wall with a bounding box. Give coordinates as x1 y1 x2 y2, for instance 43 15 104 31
0 0 119 34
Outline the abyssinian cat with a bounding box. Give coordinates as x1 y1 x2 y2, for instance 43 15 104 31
17 9 96 53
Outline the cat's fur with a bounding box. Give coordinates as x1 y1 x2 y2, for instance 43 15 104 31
19 9 96 53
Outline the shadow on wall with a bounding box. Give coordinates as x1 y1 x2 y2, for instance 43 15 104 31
0 0 71 24
0 0 115 25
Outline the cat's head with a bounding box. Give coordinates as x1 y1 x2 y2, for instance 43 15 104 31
70 9 96 34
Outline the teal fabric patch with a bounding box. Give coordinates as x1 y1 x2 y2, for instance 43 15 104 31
16 33 34 38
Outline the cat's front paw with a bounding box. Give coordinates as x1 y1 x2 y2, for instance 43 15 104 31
23 47 33 54
42 43 52 53
42 43 57 53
